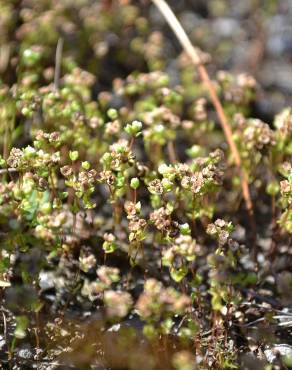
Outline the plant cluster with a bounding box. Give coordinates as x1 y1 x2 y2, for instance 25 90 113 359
0 1 291 369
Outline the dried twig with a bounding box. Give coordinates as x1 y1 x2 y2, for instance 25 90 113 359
54 37 64 91
151 0 256 241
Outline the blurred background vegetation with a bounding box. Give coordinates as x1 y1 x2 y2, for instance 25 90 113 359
1 0 291 120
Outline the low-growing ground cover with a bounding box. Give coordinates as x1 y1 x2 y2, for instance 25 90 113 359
0 1 291 369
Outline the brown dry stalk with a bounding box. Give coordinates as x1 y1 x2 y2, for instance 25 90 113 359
54 37 64 91
151 0 255 219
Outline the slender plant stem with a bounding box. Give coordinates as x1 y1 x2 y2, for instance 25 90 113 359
133 188 137 203
2 311 7 348
167 140 177 163
151 0 256 233
129 137 135 152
